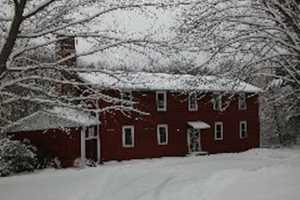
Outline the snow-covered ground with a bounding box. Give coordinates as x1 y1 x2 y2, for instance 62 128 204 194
1 148 299 200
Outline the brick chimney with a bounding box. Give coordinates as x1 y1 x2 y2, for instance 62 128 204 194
55 35 79 95
55 34 77 67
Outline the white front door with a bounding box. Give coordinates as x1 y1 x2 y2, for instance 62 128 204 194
187 128 201 153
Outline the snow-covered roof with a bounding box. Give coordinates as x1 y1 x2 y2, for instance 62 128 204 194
6 107 99 133
78 71 261 93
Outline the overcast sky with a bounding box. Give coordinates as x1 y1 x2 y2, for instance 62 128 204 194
76 6 187 70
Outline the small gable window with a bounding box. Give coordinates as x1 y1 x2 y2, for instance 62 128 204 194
156 91 167 111
213 95 222 111
157 124 168 145
214 122 223 140
122 126 134 148
188 93 198 111
240 121 248 139
238 93 247 110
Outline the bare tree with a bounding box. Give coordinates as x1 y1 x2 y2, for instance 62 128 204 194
177 0 300 144
0 0 189 133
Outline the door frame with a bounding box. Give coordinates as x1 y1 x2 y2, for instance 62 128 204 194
85 126 98 162
187 128 202 153
80 126 99 166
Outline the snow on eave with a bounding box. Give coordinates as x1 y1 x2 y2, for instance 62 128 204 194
6 108 99 133
47 107 99 127
77 71 262 94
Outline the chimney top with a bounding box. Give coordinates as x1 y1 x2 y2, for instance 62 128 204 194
55 35 76 67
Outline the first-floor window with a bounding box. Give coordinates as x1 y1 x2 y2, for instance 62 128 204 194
214 122 223 140
240 121 248 139
122 126 134 147
157 124 168 145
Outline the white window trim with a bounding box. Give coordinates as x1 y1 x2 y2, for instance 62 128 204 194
188 93 198 111
239 121 248 139
157 124 168 145
238 93 247 110
156 91 167 111
214 122 223 140
122 125 134 148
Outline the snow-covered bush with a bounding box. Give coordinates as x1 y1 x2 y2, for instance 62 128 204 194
0 138 37 176
73 158 97 168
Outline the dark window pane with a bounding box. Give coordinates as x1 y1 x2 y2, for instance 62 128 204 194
157 93 166 109
189 94 197 110
159 127 167 143
216 124 222 139
125 128 132 145
216 131 221 138
239 94 247 110
93 127 97 136
85 129 89 138
158 93 164 101
240 122 247 138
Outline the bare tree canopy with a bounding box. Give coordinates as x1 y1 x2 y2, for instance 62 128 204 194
0 0 189 133
178 0 300 118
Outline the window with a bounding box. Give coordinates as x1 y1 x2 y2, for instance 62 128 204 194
240 121 248 139
213 95 222 111
188 93 198 111
122 126 134 147
156 91 167 111
121 91 133 107
238 93 247 110
85 127 97 139
214 122 223 140
157 124 168 145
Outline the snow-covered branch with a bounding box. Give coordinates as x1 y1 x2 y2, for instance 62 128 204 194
0 0 191 132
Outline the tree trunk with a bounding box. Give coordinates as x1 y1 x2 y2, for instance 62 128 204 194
0 0 26 76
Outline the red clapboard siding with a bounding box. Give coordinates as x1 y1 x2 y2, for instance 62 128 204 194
10 128 81 167
99 90 260 161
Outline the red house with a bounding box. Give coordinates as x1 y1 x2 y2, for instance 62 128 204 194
8 70 261 167
6 37 262 167
78 71 261 162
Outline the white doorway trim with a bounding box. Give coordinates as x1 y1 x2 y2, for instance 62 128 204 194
80 126 86 167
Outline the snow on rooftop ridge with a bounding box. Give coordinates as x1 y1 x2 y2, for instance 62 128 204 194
78 71 262 93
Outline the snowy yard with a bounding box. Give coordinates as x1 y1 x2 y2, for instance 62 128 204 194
0 148 299 200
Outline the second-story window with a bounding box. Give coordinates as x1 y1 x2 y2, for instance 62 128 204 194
213 95 222 111
156 91 167 111
121 91 133 107
188 93 198 111
238 93 247 110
